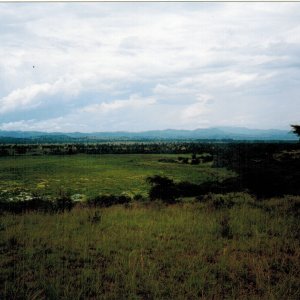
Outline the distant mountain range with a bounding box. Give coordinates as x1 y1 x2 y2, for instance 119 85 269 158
0 127 298 143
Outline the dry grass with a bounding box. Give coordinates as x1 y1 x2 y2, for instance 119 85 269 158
1 194 299 299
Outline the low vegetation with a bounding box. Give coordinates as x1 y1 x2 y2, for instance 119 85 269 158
0 142 299 299
1 195 299 299
0 153 233 199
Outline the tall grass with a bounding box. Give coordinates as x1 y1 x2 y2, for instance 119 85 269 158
1 194 299 299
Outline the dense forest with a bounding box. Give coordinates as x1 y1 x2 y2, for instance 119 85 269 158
0 140 298 156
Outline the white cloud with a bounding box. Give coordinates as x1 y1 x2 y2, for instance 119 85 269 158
153 84 198 98
177 71 261 89
0 3 299 130
0 83 51 114
180 94 212 122
80 94 156 113
0 77 81 114
0 119 62 131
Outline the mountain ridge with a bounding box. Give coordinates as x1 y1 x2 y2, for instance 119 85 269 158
0 127 297 141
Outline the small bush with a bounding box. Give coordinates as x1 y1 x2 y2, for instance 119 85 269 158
55 195 74 212
89 211 101 224
0 197 54 214
190 158 200 165
203 193 235 210
87 194 131 207
178 157 189 163
133 194 145 201
219 215 233 239
146 175 177 203
0 193 77 214
258 195 300 217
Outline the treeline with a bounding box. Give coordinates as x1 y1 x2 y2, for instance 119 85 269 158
146 175 242 203
214 143 300 197
0 141 298 156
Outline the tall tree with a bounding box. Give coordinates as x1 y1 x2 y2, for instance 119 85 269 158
291 125 300 139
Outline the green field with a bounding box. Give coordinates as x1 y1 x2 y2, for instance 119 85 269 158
0 154 233 198
1 153 299 299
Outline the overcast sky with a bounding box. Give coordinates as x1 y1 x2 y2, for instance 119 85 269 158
0 2 299 132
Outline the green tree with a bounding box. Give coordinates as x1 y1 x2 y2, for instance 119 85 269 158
291 125 300 139
146 175 177 203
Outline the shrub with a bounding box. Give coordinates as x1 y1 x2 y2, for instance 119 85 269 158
55 196 74 212
190 158 200 165
0 192 78 214
203 193 235 210
146 175 242 203
146 175 177 203
219 214 233 239
178 157 189 163
0 197 54 214
87 194 131 207
89 211 101 224
258 196 300 217
133 194 144 201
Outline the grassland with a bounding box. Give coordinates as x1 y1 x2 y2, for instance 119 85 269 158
0 152 299 299
1 195 299 299
0 154 233 198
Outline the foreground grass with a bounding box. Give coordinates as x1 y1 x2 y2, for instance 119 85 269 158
1 195 299 299
0 154 233 198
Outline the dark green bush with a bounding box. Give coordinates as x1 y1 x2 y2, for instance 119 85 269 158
87 194 131 207
203 194 235 210
146 175 177 204
89 211 101 223
146 175 242 203
0 197 54 214
0 194 75 214
55 196 74 212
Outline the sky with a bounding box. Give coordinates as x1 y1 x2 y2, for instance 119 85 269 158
0 2 299 132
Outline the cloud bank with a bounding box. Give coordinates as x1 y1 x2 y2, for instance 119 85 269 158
0 2 299 132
